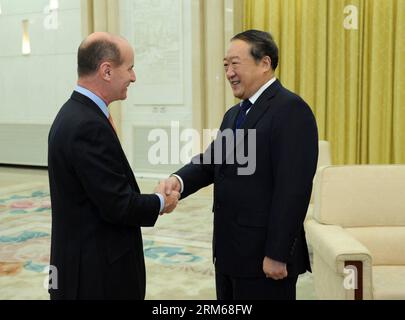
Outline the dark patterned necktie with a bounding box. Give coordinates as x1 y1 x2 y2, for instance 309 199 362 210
235 99 253 129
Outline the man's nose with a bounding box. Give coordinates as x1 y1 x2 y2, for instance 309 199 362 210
226 66 235 79
131 70 136 83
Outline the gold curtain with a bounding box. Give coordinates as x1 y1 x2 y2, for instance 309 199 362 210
81 0 119 35
191 0 243 150
244 0 405 164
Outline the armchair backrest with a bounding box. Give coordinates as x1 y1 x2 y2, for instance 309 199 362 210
313 165 405 265
318 140 332 169
309 140 332 204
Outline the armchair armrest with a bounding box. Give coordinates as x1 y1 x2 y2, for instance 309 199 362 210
305 219 373 299
306 219 372 272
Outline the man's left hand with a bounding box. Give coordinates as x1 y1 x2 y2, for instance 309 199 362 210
263 256 288 280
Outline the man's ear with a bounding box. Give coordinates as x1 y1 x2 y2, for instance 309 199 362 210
99 61 112 81
262 56 272 72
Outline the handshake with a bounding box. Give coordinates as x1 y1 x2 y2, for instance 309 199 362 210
154 176 182 215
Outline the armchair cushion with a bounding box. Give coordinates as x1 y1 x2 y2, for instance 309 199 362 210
346 227 405 265
373 266 405 300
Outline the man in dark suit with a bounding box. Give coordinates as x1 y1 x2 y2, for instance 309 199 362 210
48 32 179 300
163 30 318 299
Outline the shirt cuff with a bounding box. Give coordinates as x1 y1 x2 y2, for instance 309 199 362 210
155 193 165 213
171 174 184 193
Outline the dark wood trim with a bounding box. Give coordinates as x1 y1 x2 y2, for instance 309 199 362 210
0 164 47 170
345 261 363 300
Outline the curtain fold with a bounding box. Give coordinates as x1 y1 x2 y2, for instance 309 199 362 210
244 0 405 164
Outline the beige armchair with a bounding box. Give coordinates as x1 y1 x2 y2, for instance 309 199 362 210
305 165 405 300
306 140 333 220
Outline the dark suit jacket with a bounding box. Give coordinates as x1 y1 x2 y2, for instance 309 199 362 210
175 80 318 277
48 91 160 299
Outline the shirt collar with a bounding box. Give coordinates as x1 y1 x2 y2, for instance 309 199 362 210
242 76 277 106
75 85 109 118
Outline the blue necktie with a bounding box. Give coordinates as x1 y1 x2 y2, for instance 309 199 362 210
235 99 253 129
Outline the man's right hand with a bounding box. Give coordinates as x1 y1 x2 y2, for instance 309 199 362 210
163 176 181 195
162 190 180 214
154 180 180 214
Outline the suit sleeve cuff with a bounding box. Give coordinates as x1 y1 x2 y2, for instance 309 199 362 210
155 193 165 213
170 174 184 193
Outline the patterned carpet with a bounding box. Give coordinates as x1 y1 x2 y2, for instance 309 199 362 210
0 182 315 300
0 183 51 299
0 182 216 299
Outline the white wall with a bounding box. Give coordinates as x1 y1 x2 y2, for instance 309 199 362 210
0 0 81 165
0 0 195 170
119 0 194 176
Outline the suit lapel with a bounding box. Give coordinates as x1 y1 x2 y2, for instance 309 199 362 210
240 79 281 131
222 107 240 131
223 79 282 165
71 91 140 192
